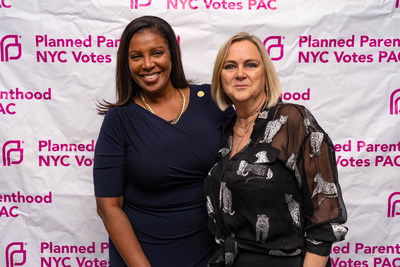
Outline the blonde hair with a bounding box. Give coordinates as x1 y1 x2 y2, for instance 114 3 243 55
211 32 281 111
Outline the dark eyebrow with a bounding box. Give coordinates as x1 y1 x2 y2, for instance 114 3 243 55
128 45 166 54
150 46 166 51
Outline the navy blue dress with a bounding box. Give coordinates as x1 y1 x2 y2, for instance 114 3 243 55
93 84 233 267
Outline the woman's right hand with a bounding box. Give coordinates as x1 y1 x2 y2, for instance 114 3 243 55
96 196 151 267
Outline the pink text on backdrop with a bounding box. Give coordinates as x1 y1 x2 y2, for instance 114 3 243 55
36 51 66 63
166 0 277 10
248 0 277 10
167 0 244 10
298 51 329 63
41 257 71 267
0 191 53 204
374 258 400 267
167 0 199 9
378 51 400 63
281 88 310 101
0 103 16 114
0 206 18 217
38 155 94 167
0 88 52 100
0 35 21 62
2 140 23 166
6 242 26 267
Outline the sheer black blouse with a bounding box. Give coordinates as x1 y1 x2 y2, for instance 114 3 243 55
204 101 348 266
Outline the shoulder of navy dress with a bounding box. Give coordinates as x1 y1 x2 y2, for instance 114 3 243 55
96 105 128 145
99 106 121 127
189 83 214 107
189 83 211 95
102 105 121 118
189 83 234 120
103 101 139 119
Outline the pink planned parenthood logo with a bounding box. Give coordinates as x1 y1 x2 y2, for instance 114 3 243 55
263 36 284 61
6 242 27 267
2 140 24 166
0 0 12 8
0 35 21 62
390 88 400 115
130 0 151 9
388 192 400 218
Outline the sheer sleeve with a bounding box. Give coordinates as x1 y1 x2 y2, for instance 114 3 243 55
297 106 347 255
275 104 348 256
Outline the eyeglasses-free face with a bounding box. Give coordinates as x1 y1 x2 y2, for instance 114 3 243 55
221 40 267 107
128 30 174 95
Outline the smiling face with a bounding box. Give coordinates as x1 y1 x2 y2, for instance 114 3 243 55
221 40 267 107
128 30 173 95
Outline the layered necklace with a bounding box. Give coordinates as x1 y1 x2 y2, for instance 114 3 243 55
139 89 185 125
232 98 266 155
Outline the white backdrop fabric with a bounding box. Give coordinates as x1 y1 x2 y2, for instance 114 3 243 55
1 0 400 266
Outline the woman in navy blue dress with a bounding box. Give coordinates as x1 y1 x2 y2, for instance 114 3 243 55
93 16 233 266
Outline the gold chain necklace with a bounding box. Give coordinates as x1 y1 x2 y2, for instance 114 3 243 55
235 119 254 130
139 89 185 125
233 120 254 155
232 98 265 155
234 121 253 137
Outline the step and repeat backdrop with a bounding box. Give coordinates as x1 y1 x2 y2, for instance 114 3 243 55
1 0 400 266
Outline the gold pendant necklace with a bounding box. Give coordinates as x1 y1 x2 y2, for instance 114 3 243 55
139 89 185 125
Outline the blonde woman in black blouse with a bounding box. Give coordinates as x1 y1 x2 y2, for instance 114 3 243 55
204 32 348 267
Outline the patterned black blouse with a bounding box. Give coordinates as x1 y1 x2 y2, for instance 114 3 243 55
204 101 348 266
